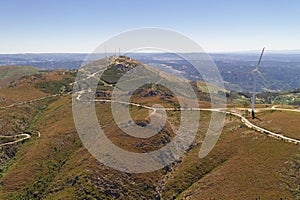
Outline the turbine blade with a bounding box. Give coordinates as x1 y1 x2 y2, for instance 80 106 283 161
256 70 267 82
256 47 265 70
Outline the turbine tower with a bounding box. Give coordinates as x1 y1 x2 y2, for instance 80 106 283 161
250 47 266 119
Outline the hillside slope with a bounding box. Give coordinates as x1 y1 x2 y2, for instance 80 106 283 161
0 57 299 199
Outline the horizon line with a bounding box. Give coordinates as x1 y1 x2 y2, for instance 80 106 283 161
1 49 300 55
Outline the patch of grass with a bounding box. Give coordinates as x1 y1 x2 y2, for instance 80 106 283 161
0 150 17 179
35 78 74 94
100 65 124 85
176 118 299 199
249 110 300 140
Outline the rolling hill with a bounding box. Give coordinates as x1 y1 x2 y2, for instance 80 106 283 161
0 56 299 199
0 66 39 88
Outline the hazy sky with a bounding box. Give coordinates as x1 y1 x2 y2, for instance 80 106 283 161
1 0 299 53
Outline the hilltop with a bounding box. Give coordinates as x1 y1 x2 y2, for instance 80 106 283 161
2 52 300 92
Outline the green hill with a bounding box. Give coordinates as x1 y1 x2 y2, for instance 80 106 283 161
0 66 39 88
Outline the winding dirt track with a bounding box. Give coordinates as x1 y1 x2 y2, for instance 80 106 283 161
0 134 31 147
226 111 300 145
1 94 299 147
92 99 300 145
0 94 60 110
0 94 59 147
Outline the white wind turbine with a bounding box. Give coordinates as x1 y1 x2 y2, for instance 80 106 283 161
235 48 267 119
249 47 266 119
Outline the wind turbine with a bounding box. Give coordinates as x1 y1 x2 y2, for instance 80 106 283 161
250 47 266 119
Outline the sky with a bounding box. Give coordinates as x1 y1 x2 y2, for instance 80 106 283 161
1 0 300 53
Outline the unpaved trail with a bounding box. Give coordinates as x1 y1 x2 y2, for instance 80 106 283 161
0 133 31 147
1 94 298 146
91 99 300 145
0 94 60 110
0 93 59 146
226 111 300 144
